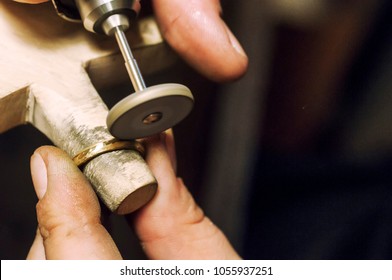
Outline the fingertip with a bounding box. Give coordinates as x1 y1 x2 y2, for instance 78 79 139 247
34 145 100 222
32 145 101 234
153 0 248 82
144 133 176 181
31 146 85 199
33 145 78 172
203 19 249 82
30 151 47 200
221 26 249 81
31 146 121 259
13 0 48 3
208 44 248 82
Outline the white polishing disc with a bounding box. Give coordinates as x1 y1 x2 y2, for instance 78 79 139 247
107 83 194 139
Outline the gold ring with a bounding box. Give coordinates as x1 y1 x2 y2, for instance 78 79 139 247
72 139 145 168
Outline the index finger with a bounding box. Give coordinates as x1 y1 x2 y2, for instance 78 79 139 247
152 0 248 82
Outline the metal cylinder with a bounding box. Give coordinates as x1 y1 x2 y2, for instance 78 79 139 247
74 0 141 34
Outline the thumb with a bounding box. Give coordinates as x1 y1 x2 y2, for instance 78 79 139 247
29 146 121 259
13 1 48 3
152 0 248 82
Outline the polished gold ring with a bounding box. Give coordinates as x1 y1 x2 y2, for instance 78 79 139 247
72 139 145 168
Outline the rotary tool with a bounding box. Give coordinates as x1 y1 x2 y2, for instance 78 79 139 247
51 0 194 139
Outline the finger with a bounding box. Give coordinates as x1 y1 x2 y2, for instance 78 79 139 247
163 130 177 173
132 136 240 259
30 146 122 259
13 0 48 3
152 0 248 82
27 228 46 260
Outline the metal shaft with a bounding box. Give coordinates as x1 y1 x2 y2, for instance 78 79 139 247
114 26 146 92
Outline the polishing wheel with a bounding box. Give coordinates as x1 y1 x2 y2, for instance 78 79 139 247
107 83 194 139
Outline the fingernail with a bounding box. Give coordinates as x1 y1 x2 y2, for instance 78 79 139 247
227 27 247 57
162 129 171 151
30 152 48 200
163 129 177 173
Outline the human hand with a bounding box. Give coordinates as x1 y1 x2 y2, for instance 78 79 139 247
14 0 248 82
14 0 47 3
27 132 240 259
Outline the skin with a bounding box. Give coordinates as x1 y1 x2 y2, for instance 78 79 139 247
14 0 248 82
27 133 240 259
15 0 248 259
